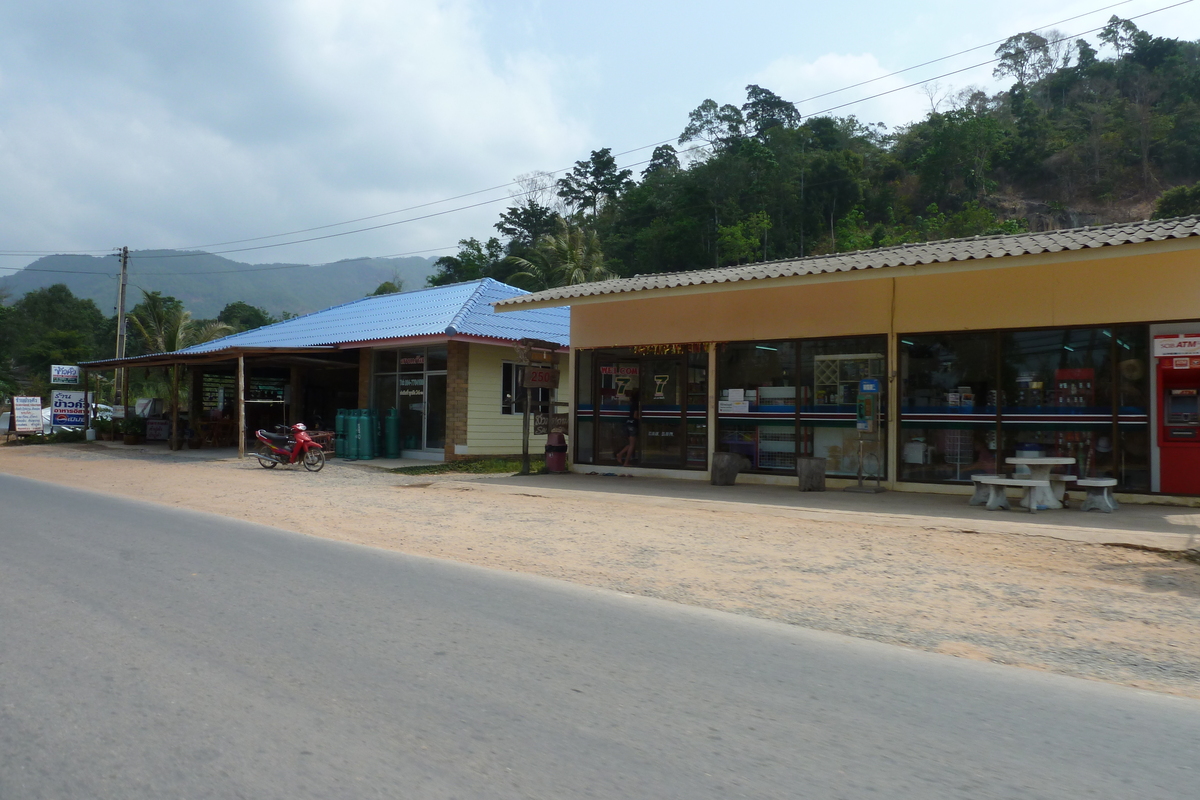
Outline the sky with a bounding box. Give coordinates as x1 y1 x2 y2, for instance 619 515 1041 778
1 0 1197 277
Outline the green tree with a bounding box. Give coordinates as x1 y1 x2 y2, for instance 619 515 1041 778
129 290 232 355
556 148 634 217
505 219 613 291
994 32 1053 87
494 201 560 249
217 300 275 332
742 85 800 137
426 237 505 286
679 99 746 153
1152 182 1200 218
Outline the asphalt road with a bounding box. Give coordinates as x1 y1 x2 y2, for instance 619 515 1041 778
2 474 1198 799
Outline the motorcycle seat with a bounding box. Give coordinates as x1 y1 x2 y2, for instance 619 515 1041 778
259 431 291 446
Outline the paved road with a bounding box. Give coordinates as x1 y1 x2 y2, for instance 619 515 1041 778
2 474 1198 799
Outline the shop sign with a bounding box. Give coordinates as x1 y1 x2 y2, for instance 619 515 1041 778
400 355 425 365
146 419 170 440
717 400 750 413
533 413 569 435
13 396 42 433
599 365 639 376
1170 357 1200 370
111 405 126 420
50 391 87 427
631 343 706 356
1153 334 1200 357
523 366 560 389
50 364 80 384
652 374 671 399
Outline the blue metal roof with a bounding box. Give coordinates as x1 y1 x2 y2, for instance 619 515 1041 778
176 279 569 355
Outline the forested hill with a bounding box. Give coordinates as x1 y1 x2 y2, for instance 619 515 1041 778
0 251 436 318
428 16 1200 289
596 18 1200 274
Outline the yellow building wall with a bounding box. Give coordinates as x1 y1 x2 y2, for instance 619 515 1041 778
571 244 1200 347
464 343 569 455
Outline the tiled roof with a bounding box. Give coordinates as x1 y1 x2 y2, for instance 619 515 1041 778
495 215 1200 308
173 278 569 356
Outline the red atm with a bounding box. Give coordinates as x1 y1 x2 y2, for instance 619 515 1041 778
1156 334 1200 495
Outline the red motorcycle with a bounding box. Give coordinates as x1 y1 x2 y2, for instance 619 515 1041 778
255 423 326 472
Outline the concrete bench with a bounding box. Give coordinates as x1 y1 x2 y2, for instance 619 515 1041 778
975 475 1051 513
969 474 1004 506
1077 478 1119 513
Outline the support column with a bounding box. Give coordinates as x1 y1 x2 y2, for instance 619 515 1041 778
237 355 245 459
707 342 718 477
357 349 372 408
886 279 899 489
170 363 181 450
444 341 470 461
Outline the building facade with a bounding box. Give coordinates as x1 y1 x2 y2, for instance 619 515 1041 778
496 217 1200 499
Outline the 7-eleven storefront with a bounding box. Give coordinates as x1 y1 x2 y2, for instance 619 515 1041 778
496 219 1200 502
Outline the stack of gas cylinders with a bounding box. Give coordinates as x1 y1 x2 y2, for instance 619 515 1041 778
334 408 400 461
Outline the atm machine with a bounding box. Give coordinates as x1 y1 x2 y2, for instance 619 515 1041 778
1156 335 1200 495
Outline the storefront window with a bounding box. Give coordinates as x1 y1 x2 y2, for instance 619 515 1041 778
374 345 447 452
899 333 997 482
686 351 708 469
799 337 887 478
575 350 594 464
716 341 796 472
898 325 1150 490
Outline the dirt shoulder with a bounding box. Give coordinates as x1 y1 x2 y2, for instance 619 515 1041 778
3 443 1199 698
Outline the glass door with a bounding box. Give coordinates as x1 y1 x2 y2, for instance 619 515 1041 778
639 357 685 467
425 373 447 450
596 358 640 464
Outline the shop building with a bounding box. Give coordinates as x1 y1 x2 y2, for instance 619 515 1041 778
495 216 1200 499
85 279 569 461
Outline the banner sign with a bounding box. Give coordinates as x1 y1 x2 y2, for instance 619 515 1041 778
1153 334 1200 357
146 419 170 440
14 396 43 433
50 364 81 384
522 366 560 389
51 391 87 427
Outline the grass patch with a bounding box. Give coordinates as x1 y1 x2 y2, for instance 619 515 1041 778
2 430 88 446
389 456 547 476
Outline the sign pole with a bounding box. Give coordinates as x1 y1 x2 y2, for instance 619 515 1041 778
521 379 531 476
237 355 245 459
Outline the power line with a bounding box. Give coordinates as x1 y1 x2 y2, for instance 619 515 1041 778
0 0 1182 267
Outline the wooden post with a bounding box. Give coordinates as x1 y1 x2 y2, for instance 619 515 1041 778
237 355 245 459
521 382 531 475
170 362 181 450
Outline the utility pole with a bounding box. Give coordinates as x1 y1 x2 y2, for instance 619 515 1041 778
113 246 129 409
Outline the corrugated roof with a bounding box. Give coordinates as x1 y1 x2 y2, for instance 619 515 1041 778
495 215 1200 308
174 278 569 356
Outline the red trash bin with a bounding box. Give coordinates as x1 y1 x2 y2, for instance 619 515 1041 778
545 432 568 473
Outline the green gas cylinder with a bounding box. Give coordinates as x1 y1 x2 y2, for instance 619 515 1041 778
334 409 347 458
385 408 400 459
357 409 375 460
344 409 360 460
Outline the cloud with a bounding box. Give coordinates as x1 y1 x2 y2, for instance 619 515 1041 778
0 0 588 270
750 51 984 131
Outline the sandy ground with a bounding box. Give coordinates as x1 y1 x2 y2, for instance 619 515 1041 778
3 443 1200 699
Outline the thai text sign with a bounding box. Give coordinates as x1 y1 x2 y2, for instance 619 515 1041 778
522 366 560 389
51 364 80 384
533 413 569 436
51 391 87 427
13 396 42 433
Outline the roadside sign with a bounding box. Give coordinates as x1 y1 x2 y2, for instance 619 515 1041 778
50 391 87 427
522 366 560 389
51 364 81 384
533 413 569 436
13 396 42 433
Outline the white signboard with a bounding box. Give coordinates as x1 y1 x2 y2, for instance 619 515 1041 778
50 364 81 384
50 391 87 427
13 396 43 433
717 400 751 413
1153 334 1200 357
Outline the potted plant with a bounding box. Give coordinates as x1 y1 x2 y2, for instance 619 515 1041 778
93 418 114 441
121 416 146 445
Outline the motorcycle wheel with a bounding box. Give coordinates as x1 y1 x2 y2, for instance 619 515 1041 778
302 448 326 473
256 445 278 469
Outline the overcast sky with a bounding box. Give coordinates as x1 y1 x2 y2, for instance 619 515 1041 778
1 0 1197 276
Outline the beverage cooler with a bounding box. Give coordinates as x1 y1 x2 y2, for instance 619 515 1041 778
1155 334 1200 495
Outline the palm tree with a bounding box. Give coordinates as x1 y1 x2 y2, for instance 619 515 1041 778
129 290 232 354
505 219 614 291
128 291 233 444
